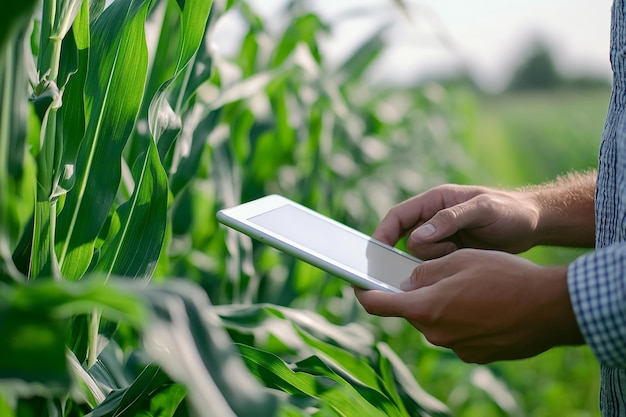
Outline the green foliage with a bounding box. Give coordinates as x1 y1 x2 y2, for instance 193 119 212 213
219 304 449 417
1 0 463 416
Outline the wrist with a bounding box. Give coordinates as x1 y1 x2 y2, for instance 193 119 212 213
524 173 596 248
538 265 585 347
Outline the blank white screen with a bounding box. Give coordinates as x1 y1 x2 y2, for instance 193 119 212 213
249 204 419 289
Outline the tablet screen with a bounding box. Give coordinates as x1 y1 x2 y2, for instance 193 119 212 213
249 204 419 289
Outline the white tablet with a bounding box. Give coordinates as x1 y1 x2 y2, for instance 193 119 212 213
217 194 422 293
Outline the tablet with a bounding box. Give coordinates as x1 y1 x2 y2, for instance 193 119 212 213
216 194 422 293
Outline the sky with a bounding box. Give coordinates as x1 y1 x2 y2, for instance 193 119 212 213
216 0 614 92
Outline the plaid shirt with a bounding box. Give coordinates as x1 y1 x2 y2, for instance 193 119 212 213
568 0 626 414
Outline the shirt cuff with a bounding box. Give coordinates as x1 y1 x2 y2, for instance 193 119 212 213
568 245 626 368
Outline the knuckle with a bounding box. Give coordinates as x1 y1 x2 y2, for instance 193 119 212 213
411 264 428 288
436 207 460 223
471 193 498 213
407 260 439 289
434 183 459 194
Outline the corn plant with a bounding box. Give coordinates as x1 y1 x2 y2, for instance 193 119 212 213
0 0 468 415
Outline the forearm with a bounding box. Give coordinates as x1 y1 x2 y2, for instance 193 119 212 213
525 171 596 248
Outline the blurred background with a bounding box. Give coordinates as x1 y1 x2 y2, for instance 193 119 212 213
218 0 612 91
204 0 611 417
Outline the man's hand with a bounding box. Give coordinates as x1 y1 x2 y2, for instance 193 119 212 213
374 174 596 260
373 185 542 259
355 249 585 363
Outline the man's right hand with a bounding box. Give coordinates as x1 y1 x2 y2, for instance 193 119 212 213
374 172 596 260
373 184 542 259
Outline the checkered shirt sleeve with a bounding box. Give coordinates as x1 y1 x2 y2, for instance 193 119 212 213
568 245 626 368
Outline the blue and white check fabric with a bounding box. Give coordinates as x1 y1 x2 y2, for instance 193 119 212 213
570 245 626 366
568 0 626 414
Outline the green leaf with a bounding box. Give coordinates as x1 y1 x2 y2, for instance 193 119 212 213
95 140 168 280
86 342 130 394
336 24 388 82
138 280 279 417
172 0 213 74
238 344 390 417
292 327 383 391
86 365 186 417
0 289 69 391
0 0 37 57
217 304 450 416
169 107 221 196
128 0 181 166
146 0 213 164
1 29 30 181
29 201 61 280
68 349 106 407
56 30 88 198
150 81 183 162
72 0 91 50
293 354 403 417
55 0 151 279
375 343 450 417
0 25 31 282
10 280 145 324
0 279 145 397
272 14 328 67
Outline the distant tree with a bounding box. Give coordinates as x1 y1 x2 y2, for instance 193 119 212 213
507 41 564 91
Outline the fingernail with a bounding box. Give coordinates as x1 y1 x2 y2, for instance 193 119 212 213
411 223 436 241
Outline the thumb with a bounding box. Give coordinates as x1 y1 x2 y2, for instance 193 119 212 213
409 203 475 243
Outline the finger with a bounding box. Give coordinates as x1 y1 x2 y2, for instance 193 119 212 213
400 256 457 291
406 239 458 260
372 193 439 245
409 197 490 244
372 211 414 246
354 287 413 317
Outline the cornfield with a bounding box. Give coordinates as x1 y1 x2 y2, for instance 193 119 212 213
0 0 470 415
1 0 604 416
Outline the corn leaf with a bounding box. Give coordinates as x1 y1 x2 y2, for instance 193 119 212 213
0 279 145 397
293 354 404 417
238 344 391 417
56 0 91 197
95 140 168 279
126 0 180 166
55 0 150 279
375 343 451 417
0 284 69 392
172 0 213 74
139 280 279 417
272 13 327 67
86 365 186 417
169 107 221 196
336 24 388 82
218 304 451 417
0 25 31 282
147 0 213 163
0 0 38 56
